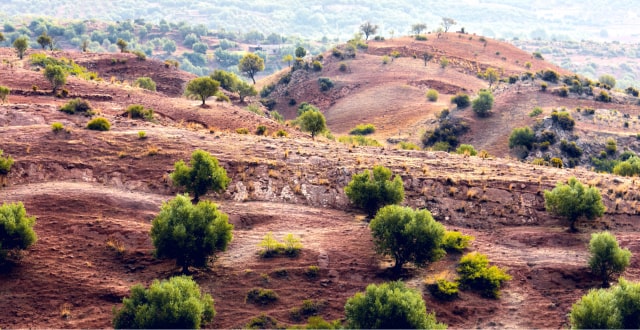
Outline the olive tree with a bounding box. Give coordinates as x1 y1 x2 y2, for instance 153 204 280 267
170 149 230 203
237 80 257 103
0 202 37 261
411 23 427 35
113 275 215 329
298 109 327 140
116 38 128 52
44 64 67 93
441 17 457 33
150 194 233 273
238 53 264 84
370 205 446 271
589 231 631 287
185 77 220 105
36 33 52 50
344 165 404 217
570 278 640 329
472 90 494 117
13 36 28 59
344 281 446 329
544 177 605 232
359 21 378 40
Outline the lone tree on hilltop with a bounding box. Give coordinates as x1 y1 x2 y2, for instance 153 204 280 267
150 194 233 274
441 17 457 33
13 36 28 59
345 281 446 329
36 33 52 50
344 165 404 217
238 53 264 84
44 64 67 94
589 231 631 287
370 205 446 271
359 21 378 40
412 23 427 35
298 109 327 140
185 77 220 105
544 177 605 232
170 149 230 203
0 201 37 262
113 275 215 329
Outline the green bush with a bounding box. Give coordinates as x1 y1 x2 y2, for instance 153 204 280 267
339 63 348 72
246 314 280 329
255 125 267 136
596 90 612 102
51 122 64 133
134 77 156 91
258 232 302 258
508 126 535 150
318 77 334 91
457 252 511 298
312 60 323 71
589 231 632 287
426 89 439 102
558 86 569 97
0 150 15 175
415 35 428 41
349 123 376 135
290 299 326 321
398 141 420 150
125 104 154 120
429 278 459 300
112 275 214 329
455 144 477 156
236 128 249 134
338 135 381 147
170 149 230 202
551 110 575 130
306 265 320 278
560 140 582 158
151 194 233 273
570 278 640 329
344 165 404 217
370 205 445 270
422 118 469 150
451 93 470 108
138 131 146 139
60 98 93 115
0 85 10 103
541 69 559 83
246 288 278 305
613 156 640 176
0 202 37 260
529 106 543 117
345 281 446 329
472 90 494 117
605 138 617 156
298 110 327 139
544 177 605 231
86 117 111 131
132 50 146 60
540 82 548 91
442 231 474 252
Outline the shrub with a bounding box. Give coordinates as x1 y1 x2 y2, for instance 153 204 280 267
426 89 439 102
472 90 494 117
538 130 556 144
529 106 543 117
457 252 511 298
541 69 559 82
290 299 326 321
339 63 348 72
605 138 617 156
134 77 156 91
398 141 420 150
312 60 323 71
258 232 302 258
558 86 569 97
442 231 474 252
550 157 563 168
613 156 640 176
439 56 449 69
370 205 445 270
138 131 146 139
185 77 219 105
338 135 381 147
318 77 334 91
86 117 111 131
0 150 14 175
298 109 327 139
532 52 544 60
0 202 37 261
260 98 276 110
451 93 470 108
551 110 575 130
170 149 230 202
344 165 404 217
132 50 146 60
589 231 631 287
151 194 233 273
60 98 93 115
246 314 280 329
596 90 612 102
598 74 617 89
246 288 278 305
349 123 376 135
112 275 214 329
306 265 320 278
275 129 288 137
0 85 9 103
125 104 154 120
544 177 605 231
236 128 249 134
429 278 459 301
625 86 639 97
540 82 548 91
455 144 477 156
255 125 267 136
415 35 428 41
51 122 64 133
560 140 582 158
508 127 535 150
570 278 640 329
345 281 446 329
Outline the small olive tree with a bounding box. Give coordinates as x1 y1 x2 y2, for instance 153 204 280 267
170 149 230 203
359 21 378 40
472 90 494 117
0 202 37 261
370 205 446 271
589 231 631 287
113 275 215 329
544 177 606 232
298 109 327 140
44 64 67 93
13 36 28 59
238 53 265 84
570 278 640 329
185 77 220 105
344 165 404 217
344 281 446 329
150 194 233 273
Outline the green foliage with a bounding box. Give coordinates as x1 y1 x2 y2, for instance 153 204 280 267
426 89 439 101
13 36 28 59
589 232 632 287
370 205 445 270
439 56 449 69
51 122 64 133
529 106 543 117
86 117 111 131
36 32 52 49
138 131 146 139
359 21 378 40
211 69 241 91
116 38 128 52
429 278 459 301
306 265 320 278
295 46 307 59
30 54 98 81
298 109 327 139
185 77 220 105
246 314 280 329
318 77 334 91
598 74 617 89
457 252 511 298
312 60 323 71
297 102 319 116
125 104 154 120
349 124 376 135
246 288 278 305
344 281 447 329
338 135 382 147
596 90 612 102
540 82 548 91
613 156 640 176
112 275 215 329
551 110 575 130
398 141 420 150
0 202 37 260
0 149 14 175
44 64 68 93
255 125 267 136
570 278 640 329
237 81 257 102
344 166 404 217
258 232 302 257
132 50 146 60
60 98 93 115
260 83 275 98
472 90 494 117
151 194 233 273
422 117 469 150
450 93 470 108
238 53 265 84
605 138 617 156
170 149 230 202
560 140 583 158
0 86 9 104
508 126 535 150
455 144 477 156
541 69 559 83
134 77 156 91
290 299 326 321
544 177 605 231
442 231 474 252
